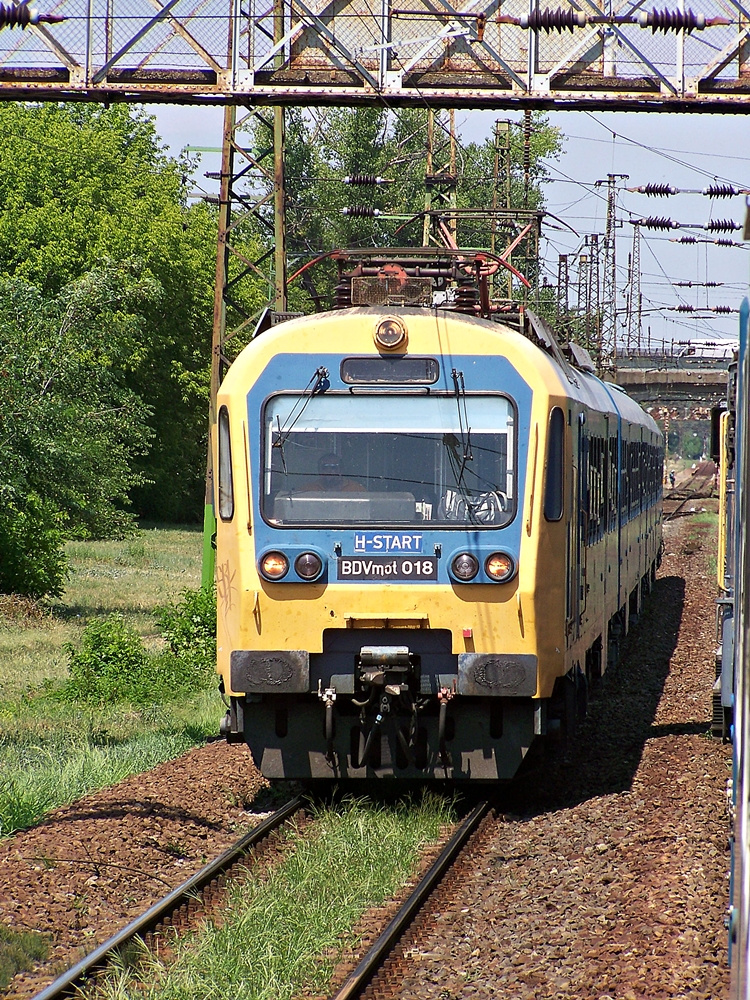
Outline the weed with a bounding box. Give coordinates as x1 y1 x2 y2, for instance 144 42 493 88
0 711 218 837
64 615 149 703
0 596 52 630
62 611 214 706
0 526 220 837
163 841 189 859
0 925 49 990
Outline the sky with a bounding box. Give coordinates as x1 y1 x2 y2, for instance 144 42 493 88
152 104 749 349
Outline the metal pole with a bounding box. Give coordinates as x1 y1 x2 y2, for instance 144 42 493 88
422 109 434 247
202 103 236 588
274 106 287 311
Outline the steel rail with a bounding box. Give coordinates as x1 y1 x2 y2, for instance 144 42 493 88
664 462 716 521
32 794 304 1000
329 798 491 1000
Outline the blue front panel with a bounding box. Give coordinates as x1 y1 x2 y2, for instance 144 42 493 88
246 352 533 586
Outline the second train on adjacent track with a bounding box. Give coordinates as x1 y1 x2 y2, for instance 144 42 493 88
213 249 663 783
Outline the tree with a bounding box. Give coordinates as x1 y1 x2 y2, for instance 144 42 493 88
0 103 225 523
0 261 162 595
0 263 156 540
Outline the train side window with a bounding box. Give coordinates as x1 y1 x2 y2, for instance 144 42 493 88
544 406 565 521
218 405 234 521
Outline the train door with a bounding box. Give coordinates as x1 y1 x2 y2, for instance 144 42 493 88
603 415 610 599
567 410 587 643
578 414 589 627
635 425 644 581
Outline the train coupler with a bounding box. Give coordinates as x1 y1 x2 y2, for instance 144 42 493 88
437 681 456 768
317 681 337 760
356 645 419 698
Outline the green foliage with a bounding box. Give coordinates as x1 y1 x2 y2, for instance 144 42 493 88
0 264 156 543
157 585 216 675
64 592 215 705
0 489 68 598
0 525 216 836
0 719 217 837
0 103 224 527
0 925 49 990
64 615 150 703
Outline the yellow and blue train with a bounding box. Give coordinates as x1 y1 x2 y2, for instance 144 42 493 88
213 250 663 783
716 295 750 995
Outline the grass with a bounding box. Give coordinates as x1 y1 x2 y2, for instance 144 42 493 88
0 925 49 991
0 525 222 836
98 794 457 1000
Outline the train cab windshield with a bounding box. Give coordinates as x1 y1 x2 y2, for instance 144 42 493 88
261 393 516 527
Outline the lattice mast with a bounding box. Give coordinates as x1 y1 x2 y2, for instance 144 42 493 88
598 172 628 372
588 233 602 363
491 120 512 250
557 253 570 343
422 109 458 247
625 223 642 354
577 248 589 348
205 103 288 584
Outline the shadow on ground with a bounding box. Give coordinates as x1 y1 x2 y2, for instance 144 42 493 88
506 573 686 814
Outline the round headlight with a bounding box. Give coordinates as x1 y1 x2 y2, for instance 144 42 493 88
485 552 516 582
451 552 479 581
295 551 323 580
374 317 407 351
260 551 289 580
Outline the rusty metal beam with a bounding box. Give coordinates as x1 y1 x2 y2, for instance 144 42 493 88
3 0 750 108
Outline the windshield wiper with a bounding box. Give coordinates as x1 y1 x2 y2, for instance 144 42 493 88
451 369 472 479
447 369 479 523
272 366 329 471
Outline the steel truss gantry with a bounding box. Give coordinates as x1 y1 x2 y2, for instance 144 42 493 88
3 0 750 109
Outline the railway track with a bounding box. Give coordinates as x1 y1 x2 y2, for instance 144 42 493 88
32 795 304 1000
663 460 716 521
328 799 494 1000
30 792 492 1000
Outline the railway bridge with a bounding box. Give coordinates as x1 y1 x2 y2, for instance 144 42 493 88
614 354 731 419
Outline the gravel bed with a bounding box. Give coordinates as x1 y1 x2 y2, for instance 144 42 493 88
1 740 268 998
1 513 731 1000
321 512 731 1000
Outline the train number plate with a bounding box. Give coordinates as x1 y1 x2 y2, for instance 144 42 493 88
337 556 437 581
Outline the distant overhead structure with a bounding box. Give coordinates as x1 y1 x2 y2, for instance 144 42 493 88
1 0 750 108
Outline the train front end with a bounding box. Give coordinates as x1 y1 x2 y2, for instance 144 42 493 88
214 306 567 782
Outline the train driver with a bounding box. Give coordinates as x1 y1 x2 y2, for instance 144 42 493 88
302 452 365 493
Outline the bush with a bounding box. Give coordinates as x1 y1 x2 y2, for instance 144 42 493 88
0 490 68 598
64 615 150 703
64 598 216 706
157 585 216 674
